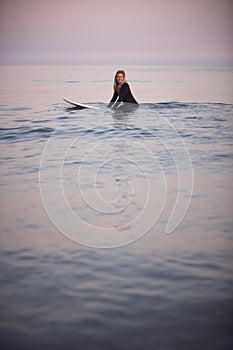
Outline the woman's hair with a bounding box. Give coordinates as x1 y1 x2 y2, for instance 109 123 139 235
113 70 126 92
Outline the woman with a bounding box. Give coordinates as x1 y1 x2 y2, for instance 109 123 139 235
108 70 138 108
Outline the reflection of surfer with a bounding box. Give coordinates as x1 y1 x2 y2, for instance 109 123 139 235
108 70 138 109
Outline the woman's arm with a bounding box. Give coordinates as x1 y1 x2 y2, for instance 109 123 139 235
107 91 118 107
117 83 129 102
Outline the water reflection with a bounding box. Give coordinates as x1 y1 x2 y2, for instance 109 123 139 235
111 103 139 117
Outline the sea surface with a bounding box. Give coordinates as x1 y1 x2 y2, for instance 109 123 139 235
0 65 233 349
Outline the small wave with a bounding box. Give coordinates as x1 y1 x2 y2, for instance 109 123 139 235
141 102 190 110
0 126 55 142
29 127 55 133
64 80 81 84
12 107 32 112
143 102 231 116
214 153 233 159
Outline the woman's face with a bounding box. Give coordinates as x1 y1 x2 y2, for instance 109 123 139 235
116 73 124 84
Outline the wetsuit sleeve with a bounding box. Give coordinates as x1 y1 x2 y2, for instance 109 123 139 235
107 91 118 107
117 83 129 102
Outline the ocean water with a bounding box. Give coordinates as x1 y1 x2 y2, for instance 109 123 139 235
0 65 233 349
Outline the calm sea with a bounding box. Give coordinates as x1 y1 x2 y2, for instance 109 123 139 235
0 65 233 349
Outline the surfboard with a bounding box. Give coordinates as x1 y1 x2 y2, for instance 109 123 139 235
63 99 100 110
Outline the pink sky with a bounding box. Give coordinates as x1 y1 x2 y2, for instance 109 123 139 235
0 0 232 65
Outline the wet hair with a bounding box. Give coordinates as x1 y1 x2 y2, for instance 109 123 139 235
113 70 126 93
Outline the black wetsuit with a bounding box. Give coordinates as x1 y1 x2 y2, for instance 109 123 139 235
108 82 138 107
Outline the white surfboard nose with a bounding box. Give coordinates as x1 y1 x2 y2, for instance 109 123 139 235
63 99 100 110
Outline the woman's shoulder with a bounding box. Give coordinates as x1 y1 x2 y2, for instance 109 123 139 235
121 81 129 88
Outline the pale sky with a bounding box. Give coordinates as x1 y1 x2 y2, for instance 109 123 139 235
0 0 232 65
